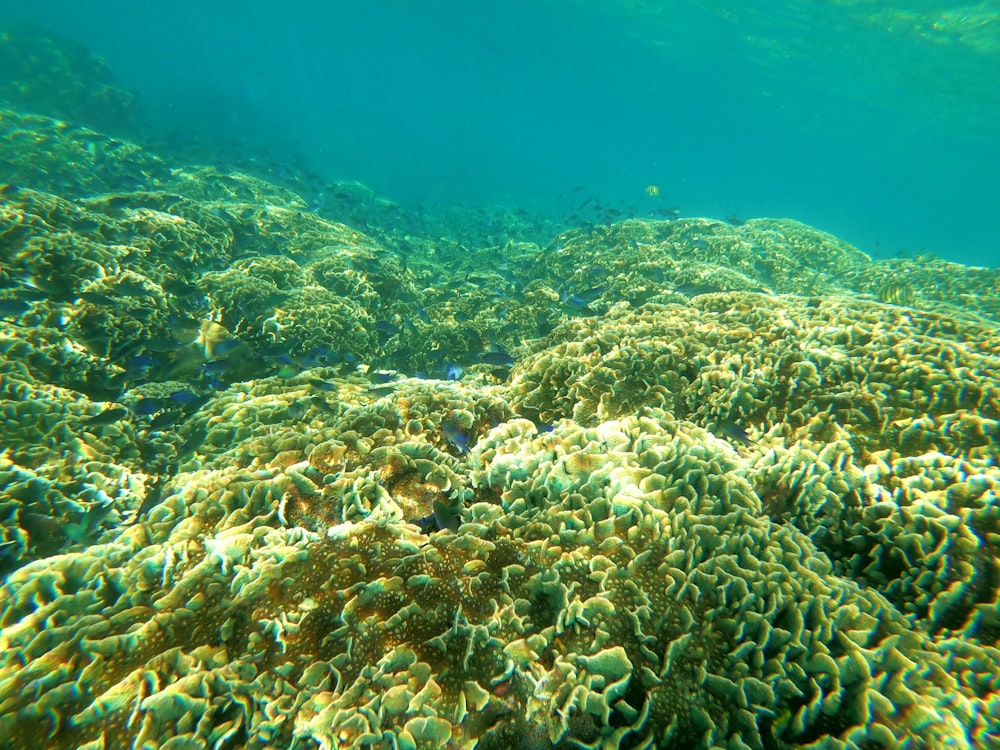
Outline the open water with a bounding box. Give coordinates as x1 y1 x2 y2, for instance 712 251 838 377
2 0 998 266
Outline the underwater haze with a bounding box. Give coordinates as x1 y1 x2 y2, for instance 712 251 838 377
2 0 999 266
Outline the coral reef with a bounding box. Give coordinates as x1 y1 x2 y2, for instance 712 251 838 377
2 72 999 749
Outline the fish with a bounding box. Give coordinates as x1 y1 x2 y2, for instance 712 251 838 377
133 397 165 416
306 395 338 415
149 410 184 430
84 407 130 427
431 499 462 532
169 390 212 412
445 363 464 381
441 421 471 455
366 385 396 398
646 184 660 196
481 350 514 368
77 292 116 306
112 280 158 297
175 427 209 462
490 367 511 382
162 279 203 298
197 321 237 360
286 401 309 421
127 475 168 524
877 281 915 306
307 378 336 392
716 421 755 447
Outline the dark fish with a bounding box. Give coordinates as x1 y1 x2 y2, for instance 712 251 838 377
123 354 158 377
193 360 230 380
307 378 336 392
133 397 164 416
84 407 129 427
149 410 184 430
367 385 396 398
370 370 399 384
113 280 157 297
77 292 115 306
176 427 209 462
128 475 167 524
306 395 338 415
162 279 203 298
286 401 308 421
481 350 514 368
490 367 511 381
716 421 755 447
431 499 462 532
167 390 201 406
441 421 470 454
374 321 399 336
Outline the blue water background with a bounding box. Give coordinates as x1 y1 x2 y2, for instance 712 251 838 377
3 0 998 266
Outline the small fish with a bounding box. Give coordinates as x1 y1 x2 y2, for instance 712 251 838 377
127 475 167 524
646 184 660 196
123 354 158 377
306 395 338 415
84 407 129 427
370 370 399 384
149 410 184 430
307 377 336 392
716 421 755 447
432 499 462 532
77 292 116 306
133 397 164 416
877 281 915 306
367 385 396 398
481 350 514 368
445 363 464 381
441 421 471 455
168 390 208 408
176 427 209 462
113 280 157 297
162 279 203 298
286 401 309 421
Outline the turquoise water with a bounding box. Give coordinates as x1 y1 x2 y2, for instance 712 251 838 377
2 0 998 266
2 4 1000 749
